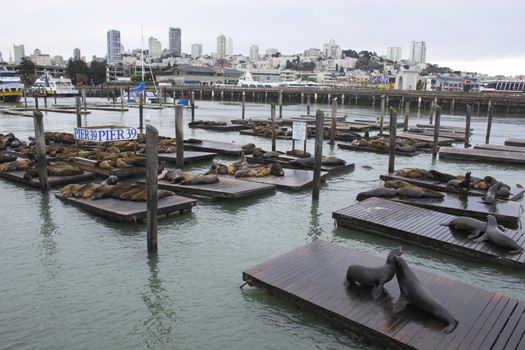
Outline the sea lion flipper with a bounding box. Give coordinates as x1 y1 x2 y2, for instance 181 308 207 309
393 294 409 313
371 284 382 300
472 233 488 243
442 320 458 334
507 249 523 255
467 230 482 239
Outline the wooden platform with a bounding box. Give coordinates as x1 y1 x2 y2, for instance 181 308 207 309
155 151 217 164
246 155 355 174
141 177 275 200
387 133 455 145
379 173 525 201
410 129 466 141
0 170 95 188
439 147 525 165
337 143 420 157
505 138 525 147
183 140 255 156
55 193 196 222
243 240 525 349
73 157 154 178
416 124 472 132
240 129 292 140
474 144 525 153
222 168 328 190
188 122 251 131
333 198 525 268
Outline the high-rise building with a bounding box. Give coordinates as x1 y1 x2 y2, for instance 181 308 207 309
323 39 342 58
51 55 64 66
13 44 25 65
169 27 181 56
249 45 259 61
191 43 203 58
265 48 278 56
409 41 426 64
0 51 3 63
304 48 322 57
216 34 226 59
148 37 162 58
226 36 233 57
73 48 81 60
107 29 122 64
386 46 402 62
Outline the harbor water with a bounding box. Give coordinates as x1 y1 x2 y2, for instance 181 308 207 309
0 99 524 349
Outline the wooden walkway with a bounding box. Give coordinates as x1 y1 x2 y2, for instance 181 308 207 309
475 144 525 153
0 170 94 188
338 143 420 157
188 122 251 131
243 240 525 349
333 198 525 268
55 193 196 222
183 139 255 156
439 147 525 165
223 169 328 190
379 173 525 201
505 138 525 147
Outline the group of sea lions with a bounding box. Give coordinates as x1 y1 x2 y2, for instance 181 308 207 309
347 247 458 333
357 181 444 202
23 160 84 179
190 120 227 126
0 133 25 150
351 137 432 153
158 163 219 185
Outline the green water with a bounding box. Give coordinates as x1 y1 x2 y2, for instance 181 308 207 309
0 99 524 349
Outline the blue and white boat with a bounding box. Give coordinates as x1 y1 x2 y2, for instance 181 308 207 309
0 66 24 102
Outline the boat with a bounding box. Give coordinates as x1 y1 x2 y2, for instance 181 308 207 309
479 80 525 94
237 70 319 88
0 66 24 102
30 73 79 96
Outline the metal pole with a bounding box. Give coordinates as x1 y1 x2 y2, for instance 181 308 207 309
330 98 337 144
139 92 144 134
465 104 472 148
271 104 276 152
312 110 324 200
175 105 184 169
432 105 441 160
145 124 158 254
388 108 397 173
485 104 494 144
33 111 49 192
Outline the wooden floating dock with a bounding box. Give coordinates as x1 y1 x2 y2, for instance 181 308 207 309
379 173 524 201
240 129 293 140
333 198 525 268
222 168 328 190
416 124 472 132
243 240 525 349
0 170 95 188
246 154 355 174
337 143 420 157
387 133 456 145
143 177 275 200
183 139 255 156
155 151 217 164
188 122 252 132
87 106 129 112
352 119 405 129
474 144 525 153
55 193 196 222
73 157 158 178
505 138 525 147
439 147 525 165
0 109 33 117
409 129 466 141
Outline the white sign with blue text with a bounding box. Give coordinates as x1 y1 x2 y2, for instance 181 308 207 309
292 122 307 141
74 127 137 143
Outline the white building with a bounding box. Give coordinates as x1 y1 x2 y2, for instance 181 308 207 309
409 41 426 64
13 44 25 65
107 29 122 64
216 34 226 59
148 37 162 58
30 49 51 66
226 36 233 57
265 48 279 57
395 68 419 90
323 39 342 58
169 27 181 56
386 46 402 62
249 45 259 61
191 43 203 58
0 52 3 62
304 48 322 58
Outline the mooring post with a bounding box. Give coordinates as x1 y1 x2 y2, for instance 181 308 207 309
306 93 311 115
450 98 455 114
379 95 385 135
432 105 442 161
271 104 276 152
330 98 337 145
33 111 49 192
279 90 283 118
54 93 57 105
465 104 472 148
388 108 397 173
191 91 195 122
82 88 87 114
417 96 421 116
485 104 494 145
34 95 39 110
175 105 184 169
399 96 405 109
75 96 82 127
120 88 124 109
43 91 48 108
312 110 324 200
241 91 246 120
23 89 27 108
429 100 435 124
145 124 158 254
403 101 410 132
139 91 144 134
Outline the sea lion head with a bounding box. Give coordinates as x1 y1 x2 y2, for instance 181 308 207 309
387 246 404 263
270 163 284 176
485 215 497 228
102 175 118 185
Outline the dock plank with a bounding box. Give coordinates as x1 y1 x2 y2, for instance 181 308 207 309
243 240 525 349
188 122 252 131
0 170 95 188
384 133 455 145
505 138 525 147
223 168 328 190
474 144 525 153
183 139 255 156
156 151 217 164
337 143 420 156
333 198 525 268
439 147 525 165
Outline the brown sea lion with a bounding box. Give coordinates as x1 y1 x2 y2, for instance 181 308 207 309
384 180 413 189
180 174 219 185
395 168 428 178
119 186 145 200
356 187 398 201
0 153 17 163
398 186 445 199
473 215 523 254
60 184 84 198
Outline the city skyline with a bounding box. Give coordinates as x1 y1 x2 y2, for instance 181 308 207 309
1 0 524 76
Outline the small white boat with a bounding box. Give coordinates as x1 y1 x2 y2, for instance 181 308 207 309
31 73 79 96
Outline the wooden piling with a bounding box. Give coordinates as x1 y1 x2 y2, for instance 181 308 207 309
330 98 337 145
75 96 82 127
270 104 276 152
279 90 283 118
242 91 246 120
175 105 184 169
429 99 435 124
379 95 385 135
43 92 48 108
307 94 311 115
312 110 324 200
145 124 159 254
388 108 397 173
191 91 195 122
417 96 421 116
485 104 494 144
465 104 472 148
82 89 87 114
34 96 39 110
450 98 455 114
121 88 124 109
403 101 410 131
432 105 442 160
32 111 49 192
23 89 27 108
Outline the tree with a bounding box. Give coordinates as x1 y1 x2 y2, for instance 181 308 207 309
89 61 107 85
66 59 90 86
342 49 359 58
18 57 36 86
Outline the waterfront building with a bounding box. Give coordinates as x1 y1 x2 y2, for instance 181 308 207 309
13 44 25 65
107 29 122 64
148 37 162 59
169 27 181 57
30 49 51 66
156 64 242 85
386 46 402 62
73 48 81 60
216 34 226 59
395 67 419 90
191 43 203 58
226 37 233 57
409 41 426 64
249 45 259 61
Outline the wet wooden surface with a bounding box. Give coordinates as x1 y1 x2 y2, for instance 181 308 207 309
505 138 525 147
222 168 328 190
416 124 472 132
411 129 466 141
155 151 217 164
55 193 196 221
337 143 420 157
243 240 525 349
386 133 456 145
0 170 95 188
240 129 293 140
246 155 355 174
474 144 525 153
183 139 255 156
188 122 252 131
439 147 525 165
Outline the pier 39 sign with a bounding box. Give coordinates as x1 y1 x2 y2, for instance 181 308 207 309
74 127 137 143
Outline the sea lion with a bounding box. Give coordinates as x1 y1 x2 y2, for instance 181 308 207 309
234 163 284 178
119 186 145 200
473 215 523 254
286 149 311 158
0 153 17 163
242 143 255 150
394 256 458 333
446 171 471 191
0 159 34 172
384 180 412 189
439 217 487 239
356 187 398 201
180 174 219 185
481 181 501 204
427 170 457 182
60 184 84 198
346 247 403 299
395 168 428 178
184 138 203 144
101 175 118 186
398 186 444 199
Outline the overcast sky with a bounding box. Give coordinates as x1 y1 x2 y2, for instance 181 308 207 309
2 0 524 76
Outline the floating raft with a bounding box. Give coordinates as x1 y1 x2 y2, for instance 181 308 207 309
240 129 292 140
73 157 161 178
0 109 33 117
505 138 525 147
409 129 466 141
188 122 251 131
155 151 217 164
439 147 525 165
183 139 255 156
55 193 196 222
243 240 525 349
333 198 525 268
379 173 525 201
144 177 275 200
223 168 328 190
474 144 525 153
387 133 455 145
0 170 95 188
337 143 420 157
87 106 129 112
352 119 405 129
416 124 472 132
246 155 355 174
